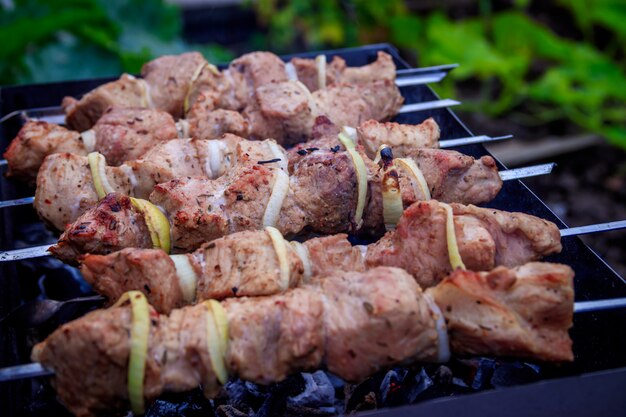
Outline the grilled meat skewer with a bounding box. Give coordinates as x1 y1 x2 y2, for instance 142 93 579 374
78 200 561 313
35 120 497 231
63 51 396 131
32 263 574 417
48 141 503 261
5 110 436 185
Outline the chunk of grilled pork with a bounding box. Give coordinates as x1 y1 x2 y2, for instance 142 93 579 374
34 135 277 230
189 78 403 146
33 264 573 417
79 201 561 312
3 108 178 183
427 262 574 361
366 200 562 287
62 51 396 131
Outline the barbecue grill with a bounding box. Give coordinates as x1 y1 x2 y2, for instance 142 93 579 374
1 43 625 417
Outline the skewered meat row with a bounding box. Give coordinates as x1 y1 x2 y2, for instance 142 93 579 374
78 200 562 313
32 263 574 417
3 108 179 183
63 51 396 131
47 140 503 260
7 108 435 188
5 72 403 183
34 119 491 231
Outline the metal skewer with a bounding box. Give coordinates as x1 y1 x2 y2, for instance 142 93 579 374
3 203 626 264
1 294 624 383
0 196 35 209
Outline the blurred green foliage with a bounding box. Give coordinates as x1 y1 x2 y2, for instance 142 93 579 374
0 0 233 85
252 0 626 149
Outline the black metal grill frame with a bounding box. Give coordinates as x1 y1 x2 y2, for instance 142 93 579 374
1 43 626 416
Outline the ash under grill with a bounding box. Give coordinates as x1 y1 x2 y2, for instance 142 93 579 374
1 44 626 417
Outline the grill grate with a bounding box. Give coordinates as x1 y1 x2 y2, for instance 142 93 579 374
1 43 625 416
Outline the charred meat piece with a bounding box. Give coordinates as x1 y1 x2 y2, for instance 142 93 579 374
427 262 574 361
50 193 152 264
91 107 178 165
33 264 573 416
356 118 440 159
227 79 404 146
365 200 562 287
141 52 209 118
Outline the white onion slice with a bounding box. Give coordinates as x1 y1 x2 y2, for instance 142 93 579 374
355 245 368 259
266 140 288 171
441 203 466 270
170 254 198 303
262 169 290 228
315 54 326 90
184 62 208 113
80 129 96 153
207 299 229 363
396 158 431 200
285 62 299 81
424 292 451 363
338 133 368 229
204 301 229 384
290 241 312 282
88 152 115 199
112 291 150 415
202 140 225 179
265 226 291 291
120 165 138 196
295 80 318 115
176 120 190 139
341 126 357 144
138 79 155 109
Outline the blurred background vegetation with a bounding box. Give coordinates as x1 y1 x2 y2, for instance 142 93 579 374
1 0 625 274
2 0 626 150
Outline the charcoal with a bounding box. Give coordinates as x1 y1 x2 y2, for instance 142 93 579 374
490 362 541 387
145 390 215 417
288 371 335 408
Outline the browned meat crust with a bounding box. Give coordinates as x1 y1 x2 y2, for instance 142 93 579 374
63 74 148 131
427 262 574 361
3 121 84 184
92 107 178 165
50 193 152 264
46 144 506 256
35 153 132 230
365 200 562 287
